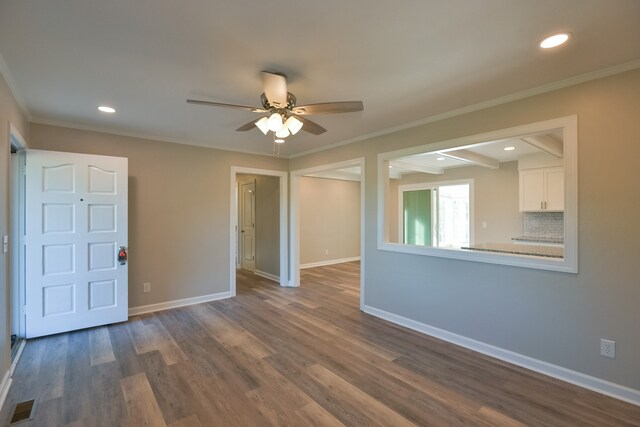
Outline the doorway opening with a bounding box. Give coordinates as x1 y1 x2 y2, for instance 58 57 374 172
9 124 27 365
229 167 288 296
290 158 365 309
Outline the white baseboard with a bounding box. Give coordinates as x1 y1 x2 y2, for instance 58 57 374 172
129 291 232 316
10 340 25 376
363 305 640 407
0 370 12 413
300 256 360 269
254 270 280 283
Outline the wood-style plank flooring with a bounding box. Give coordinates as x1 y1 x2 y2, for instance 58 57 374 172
2 262 640 426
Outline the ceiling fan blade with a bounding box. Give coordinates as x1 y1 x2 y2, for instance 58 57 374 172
296 116 327 135
261 71 288 108
187 99 267 113
236 119 259 131
291 101 364 115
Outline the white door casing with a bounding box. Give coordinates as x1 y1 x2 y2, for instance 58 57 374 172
26 149 128 338
239 180 256 272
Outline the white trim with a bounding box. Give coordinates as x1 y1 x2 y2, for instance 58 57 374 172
230 167 289 296
9 123 27 150
7 60 638 160
128 291 232 316
0 371 12 413
9 125 27 339
9 340 26 377
290 158 366 310
32 118 281 159
290 59 640 159
363 304 640 407
19 60 639 161
254 269 280 282
378 115 578 273
300 256 361 269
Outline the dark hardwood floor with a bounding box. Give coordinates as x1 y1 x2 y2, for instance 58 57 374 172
2 261 639 426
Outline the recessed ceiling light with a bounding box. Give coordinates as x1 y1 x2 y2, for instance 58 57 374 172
388 165 393 168
436 157 445 161
539 33 570 49
504 146 516 151
98 106 116 113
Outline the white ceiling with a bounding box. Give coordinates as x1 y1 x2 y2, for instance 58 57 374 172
0 1 639 157
392 132 563 176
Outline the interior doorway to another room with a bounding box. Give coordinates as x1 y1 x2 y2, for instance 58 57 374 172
8 125 27 363
230 168 288 295
290 158 365 309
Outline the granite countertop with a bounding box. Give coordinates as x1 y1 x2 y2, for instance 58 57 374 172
511 236 564 244
461 243 564 258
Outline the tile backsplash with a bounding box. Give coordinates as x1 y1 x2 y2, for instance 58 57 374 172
523 212 564 239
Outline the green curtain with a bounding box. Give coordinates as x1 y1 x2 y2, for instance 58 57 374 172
403 190 431 246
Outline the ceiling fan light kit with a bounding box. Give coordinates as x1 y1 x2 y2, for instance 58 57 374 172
284 116 303 135
255 116 270 134
187 71 364 152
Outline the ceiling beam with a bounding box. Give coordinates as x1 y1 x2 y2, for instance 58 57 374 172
388 168 403 180
437 149 499 169
521 135 564 158
389 159 444 175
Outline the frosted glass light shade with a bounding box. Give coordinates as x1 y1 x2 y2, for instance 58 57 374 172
284 116 303 135
255 117 269 134
275 127 290 138
267 113 283 132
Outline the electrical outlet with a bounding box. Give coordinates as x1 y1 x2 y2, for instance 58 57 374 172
143 282 151 293
324 249 329 255
600 339 615 359
482 222 488 229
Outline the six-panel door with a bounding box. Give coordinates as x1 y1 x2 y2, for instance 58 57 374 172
26 149 128 338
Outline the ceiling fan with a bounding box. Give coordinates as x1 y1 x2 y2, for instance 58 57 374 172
187 71 363 143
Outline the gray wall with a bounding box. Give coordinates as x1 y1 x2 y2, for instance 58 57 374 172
29 124 288 308
388 161 521 244
0 73 28 390
291 69 640 391
300 177 360 265
237 174 280 278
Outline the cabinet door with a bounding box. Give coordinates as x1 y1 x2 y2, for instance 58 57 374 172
545 167 564 211
520 169 544 211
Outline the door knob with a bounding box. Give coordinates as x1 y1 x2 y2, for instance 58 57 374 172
117 246 128 265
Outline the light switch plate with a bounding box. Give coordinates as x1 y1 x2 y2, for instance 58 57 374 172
2 235 8 254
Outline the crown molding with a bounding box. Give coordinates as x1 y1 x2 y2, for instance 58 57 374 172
289 59 640 159
21 58 640 160
0 51 32 120
31 118 280 158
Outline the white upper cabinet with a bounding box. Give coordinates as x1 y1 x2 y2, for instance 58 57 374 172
519 167 564 212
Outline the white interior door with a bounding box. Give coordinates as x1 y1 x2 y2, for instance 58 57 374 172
26 149 128 338
239 180 256 272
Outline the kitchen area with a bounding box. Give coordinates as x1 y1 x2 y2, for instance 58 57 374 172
386 130 566 261
462 137 565 259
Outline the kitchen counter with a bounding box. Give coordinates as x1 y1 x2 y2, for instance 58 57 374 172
512 236 564 244
461 242 564 258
